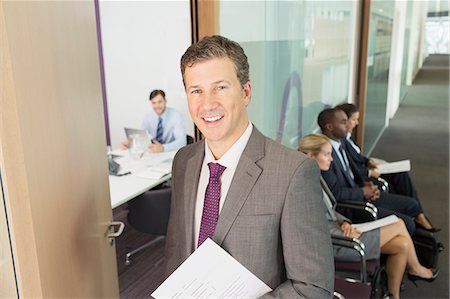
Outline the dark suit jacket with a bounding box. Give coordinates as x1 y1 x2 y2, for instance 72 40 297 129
341 138 370 178
165 128 334 298
321 147 365 203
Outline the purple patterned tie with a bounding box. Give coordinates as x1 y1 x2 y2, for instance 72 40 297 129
197 162 226 247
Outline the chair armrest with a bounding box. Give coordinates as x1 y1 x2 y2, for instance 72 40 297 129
366 176 389 193
376 177 389 192
337 200 378 221
331 234 368 282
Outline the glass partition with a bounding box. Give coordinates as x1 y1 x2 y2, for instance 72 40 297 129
400 1 413 102
363 0 394 153
219 0 358 149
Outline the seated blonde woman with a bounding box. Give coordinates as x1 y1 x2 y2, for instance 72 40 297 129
298 133 438 299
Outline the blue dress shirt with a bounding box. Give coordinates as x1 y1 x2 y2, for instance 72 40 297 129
141 107 186 152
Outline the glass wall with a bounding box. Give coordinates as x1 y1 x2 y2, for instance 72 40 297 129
400 1 413 103
219 1 358 149
363 0 395 153
425 15 450 54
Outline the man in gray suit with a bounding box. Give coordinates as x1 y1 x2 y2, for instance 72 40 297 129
164 35 334 298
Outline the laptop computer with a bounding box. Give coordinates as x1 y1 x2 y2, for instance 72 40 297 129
124 127 152 146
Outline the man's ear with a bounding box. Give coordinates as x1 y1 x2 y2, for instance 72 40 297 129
242 81 252 107
325 123 333 132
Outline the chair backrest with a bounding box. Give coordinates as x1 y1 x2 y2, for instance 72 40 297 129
127 188 171 235
186 135 194 144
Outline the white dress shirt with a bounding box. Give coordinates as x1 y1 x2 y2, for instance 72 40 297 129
194 122 253 247
346 132 361 154
141 107 186 152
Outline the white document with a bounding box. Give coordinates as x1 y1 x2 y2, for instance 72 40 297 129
377 160 411 174
353 215 399 233
151 238 272 299
137 168 170 180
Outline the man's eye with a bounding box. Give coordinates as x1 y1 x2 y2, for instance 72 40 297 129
191 89 201 94
217 85 227 90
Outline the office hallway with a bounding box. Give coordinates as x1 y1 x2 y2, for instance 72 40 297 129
113 55 449 299
371 54 449 298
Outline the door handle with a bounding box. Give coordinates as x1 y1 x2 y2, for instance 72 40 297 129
107 221 125 238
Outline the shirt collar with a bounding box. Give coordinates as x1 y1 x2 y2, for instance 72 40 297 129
153 108 168 120
204 122 253 170
330 138 342 152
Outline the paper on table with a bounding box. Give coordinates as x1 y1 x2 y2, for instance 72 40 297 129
353 215 399 233
151 238 272 299
137 168 169 180
377 160 410 174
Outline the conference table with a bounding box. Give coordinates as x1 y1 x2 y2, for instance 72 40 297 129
108 149 177 208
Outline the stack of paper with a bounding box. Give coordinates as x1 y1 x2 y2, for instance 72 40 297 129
152 238 272 299
353 215 399 233
377 160 410 174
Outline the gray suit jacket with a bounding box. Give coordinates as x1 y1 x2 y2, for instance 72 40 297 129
165 128 334 298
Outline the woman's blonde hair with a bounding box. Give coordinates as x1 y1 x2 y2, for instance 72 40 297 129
298 134 331 156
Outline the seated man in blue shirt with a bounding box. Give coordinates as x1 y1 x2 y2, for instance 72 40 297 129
121 89 186 153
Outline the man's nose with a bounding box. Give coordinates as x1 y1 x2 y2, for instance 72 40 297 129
201 91 218 109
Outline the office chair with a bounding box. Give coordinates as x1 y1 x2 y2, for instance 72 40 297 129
125 187 171 265
332 202 388 298
334 278 371 299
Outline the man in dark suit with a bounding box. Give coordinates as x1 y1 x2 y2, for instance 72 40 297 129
318 108 433 234
336 104 437 232
164 35 334 298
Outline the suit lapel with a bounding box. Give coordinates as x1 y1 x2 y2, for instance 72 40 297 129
332 148 355 187
183 142 205 254
213 128 265 246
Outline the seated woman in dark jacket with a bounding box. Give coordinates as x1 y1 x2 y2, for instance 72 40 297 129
299 133 438 299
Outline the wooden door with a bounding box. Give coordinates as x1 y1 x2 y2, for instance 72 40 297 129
0 1 119 297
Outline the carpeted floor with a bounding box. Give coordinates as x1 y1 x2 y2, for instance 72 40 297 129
371 54 449 298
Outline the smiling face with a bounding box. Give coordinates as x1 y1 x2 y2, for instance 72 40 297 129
184 57 251 157
346 111 360 133
311 142 333 171
150 94 167 116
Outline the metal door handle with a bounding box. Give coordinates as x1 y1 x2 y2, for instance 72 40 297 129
107 221 125 238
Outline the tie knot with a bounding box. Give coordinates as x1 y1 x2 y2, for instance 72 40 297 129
208 162 226 178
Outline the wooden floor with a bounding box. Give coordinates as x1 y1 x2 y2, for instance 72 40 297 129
113 205 166 298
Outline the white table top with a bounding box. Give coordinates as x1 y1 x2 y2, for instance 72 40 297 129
108 149 176 208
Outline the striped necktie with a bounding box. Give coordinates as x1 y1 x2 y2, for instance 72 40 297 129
155 117 163 143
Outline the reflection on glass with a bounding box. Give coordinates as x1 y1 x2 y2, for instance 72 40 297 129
219 0 357 149
363 0 394 153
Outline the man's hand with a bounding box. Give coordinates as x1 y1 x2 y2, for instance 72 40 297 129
120 140 129 150
368 159 378 169
362 181 380 201
148 140 164 153
370 168 380 178
340 221 361 238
